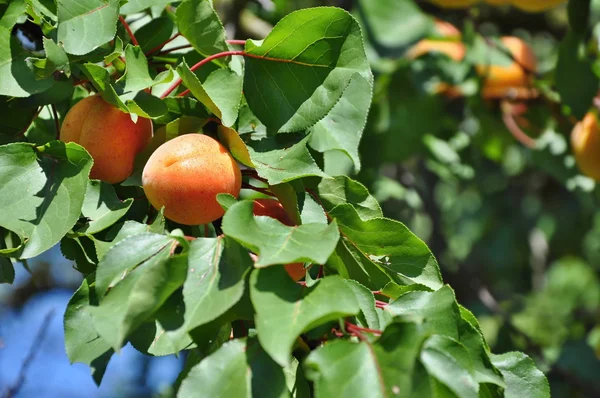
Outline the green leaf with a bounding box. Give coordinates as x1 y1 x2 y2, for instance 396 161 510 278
57 0 119 55
248 136 327 185
222 200 340 267
243 7 371 133
318 176 382 220
250 267 360 365
0 256 14 283
309 72 372 173
357 0 432 49
90 250 187 350
491 352 550 398
123 44 154 93
304 340 385 398
77 180 132 235
556 32 598 119
176 0 229 63
0 25 53 97
329 204 443 290
79 63 127 110
385 286 460 338
178 338 288 398
119 0 172 14
64 277 113 385
420 335 479 398
135 16 174 53
26 37 70 79
0 142 92 259
94 233 174 299
345 279 379 329
217 126 253 167
177 60 242 127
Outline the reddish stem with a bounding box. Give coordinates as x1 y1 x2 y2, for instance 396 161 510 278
372 290 392 298
119 16 139 46
375 300 388 309
227 39 247 46
160 50 244 98
177 88 190 97
146 33 181 56
502 107 536 148
345 321 382 336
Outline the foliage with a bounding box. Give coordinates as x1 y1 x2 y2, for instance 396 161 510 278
1 0 599 396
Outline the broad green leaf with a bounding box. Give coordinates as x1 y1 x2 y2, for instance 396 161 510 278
57 0 119 55
491 352 550 398
0 0 26 28
91 250 187 350
64 277 113 385
0 141 92 259
248 136 328 185
299 191 327 225
176 0 229 63
304 340 385 398
243 7 371 133
119 0 172 14
420 335 479 398
380 281 432 299
177 60 242 127
344 279 380 329
0 256 14 283
318 176 382 220
329 204 443 289
77 180 132 235
94 233 174 299
309 73 372 173
26 37 70 79
93 219 164 261
135 16 174 53
126 90 170 118
60 235 97 274
123 44 154 93
250 267 360 365
79 63 127 110
178 338 288 398
458 317 505 387
0 25 53 96
217 126 253 167
357 0 432 49
556 32 598 119
385 286 460 338
222 200 340 267
172 237 252 336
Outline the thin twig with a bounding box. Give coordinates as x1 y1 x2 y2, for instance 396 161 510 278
146 33 182 56
3 310 56 398
227 39 247 46
119 15 139 46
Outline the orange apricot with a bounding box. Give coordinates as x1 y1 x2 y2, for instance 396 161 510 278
477 36 538 100
253 198 306 281
571 112 600 181
60 95 153 183
142 134 242 225
406 20 465 62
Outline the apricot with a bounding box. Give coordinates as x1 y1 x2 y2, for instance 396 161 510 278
253 198 306 281
60 95 153 183
406 20 465 62
571 112 600 181
142 134 242 225
477 36 538 100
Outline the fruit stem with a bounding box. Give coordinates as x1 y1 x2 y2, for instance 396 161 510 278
501 102 536 148
227 39 247 46
146 33 181 56
344 321 382 336
119 15 139 46
160 50 245 98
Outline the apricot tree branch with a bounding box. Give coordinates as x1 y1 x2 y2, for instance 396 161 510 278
119 15 139 46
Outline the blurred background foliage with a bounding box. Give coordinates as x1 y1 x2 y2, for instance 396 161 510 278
1 0 599 397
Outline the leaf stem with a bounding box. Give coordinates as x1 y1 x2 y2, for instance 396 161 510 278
344 321 382 336
119 15 139 46
160 50 245 98
227 39 247 46
501 100 536 148
146 33 182 56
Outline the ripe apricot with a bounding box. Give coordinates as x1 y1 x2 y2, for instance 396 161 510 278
60 95 153 183
406 20 465 62
142 134 242 225
571 112 600 181
477 36 537 100
253 198 306 281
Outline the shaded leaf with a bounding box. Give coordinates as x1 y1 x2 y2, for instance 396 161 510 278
78 180 132 235
491 352 550 398
318 176 382 220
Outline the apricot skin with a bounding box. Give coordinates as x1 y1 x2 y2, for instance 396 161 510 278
571 113 600 181
477 36 538 100
253 198 306 282
60 95 153 184
142 134 242 225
